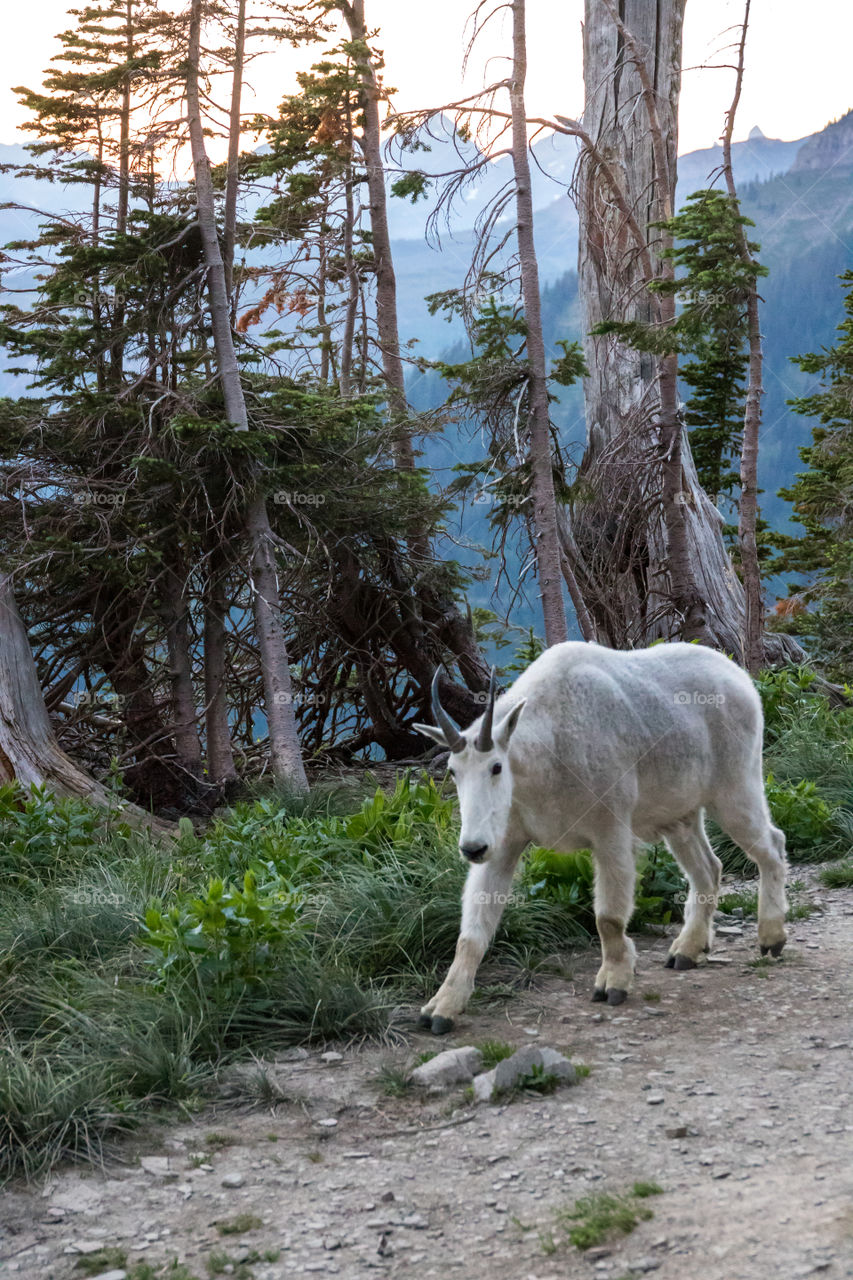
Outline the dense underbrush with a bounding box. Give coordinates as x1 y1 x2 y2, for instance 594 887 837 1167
0 665 849 1182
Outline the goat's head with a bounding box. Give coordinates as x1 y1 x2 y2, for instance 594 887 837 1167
414 667 526 864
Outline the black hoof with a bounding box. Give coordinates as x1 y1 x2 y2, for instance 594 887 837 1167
760 940 785 957
431 1015 454 1036
418 1012 433 1029
672 954 697 971
664 955 676 969
607 988 628 1006
592 987 608 1003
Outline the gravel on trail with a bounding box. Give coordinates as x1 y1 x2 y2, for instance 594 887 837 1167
2 868 851 1280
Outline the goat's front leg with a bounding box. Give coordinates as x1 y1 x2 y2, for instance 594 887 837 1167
420 851 521 1035
591 829 637 1007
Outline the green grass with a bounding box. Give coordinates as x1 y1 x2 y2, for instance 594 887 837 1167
375 1062 414 1097
557 1184 662 1250
75 1248 128 1275
216 1213 263 1235
476 1039 516 1069
820 861 853 888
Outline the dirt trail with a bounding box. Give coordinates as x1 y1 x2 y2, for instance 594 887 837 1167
2 869 852 1280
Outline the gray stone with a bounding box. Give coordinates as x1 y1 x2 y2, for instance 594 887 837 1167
139 1156 178 1180
89 1272 127 1280
473 1046 576 1102
221 1172 245 1188
410 1046 483 1089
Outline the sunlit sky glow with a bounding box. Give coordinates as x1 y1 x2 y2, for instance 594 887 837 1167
1 1 851 159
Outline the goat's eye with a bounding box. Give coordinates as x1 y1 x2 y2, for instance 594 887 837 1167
491 762 502 776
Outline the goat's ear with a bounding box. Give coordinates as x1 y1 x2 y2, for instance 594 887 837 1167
495 698 526 749
413 723 450 748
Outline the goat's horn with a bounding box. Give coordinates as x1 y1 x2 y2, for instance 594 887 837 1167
476 666 497 753
431 667 466 753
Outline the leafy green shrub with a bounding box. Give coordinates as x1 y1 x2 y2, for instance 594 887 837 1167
0 783 103 884
765 774 836 853
142 869 304 997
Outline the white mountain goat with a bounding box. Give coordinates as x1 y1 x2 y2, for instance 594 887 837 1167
415 641 787 1034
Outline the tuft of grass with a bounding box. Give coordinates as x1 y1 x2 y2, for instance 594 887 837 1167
216 1213 262 1236
574 1063 592 1080
631 1180 663 1198
557 1186 659 1250
207 1252 258 1279
75 1248 128 1275
476 1039 515 1069
498 1062 561 1099
375 1063 413 1098
820 861 853 888
642 990 662 1002
128 1263 201 1280
718 890 757 915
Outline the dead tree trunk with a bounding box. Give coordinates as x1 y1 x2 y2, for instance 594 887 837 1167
0 576 173 834
187 0 308 790
509 0 568 646
575 0 799 664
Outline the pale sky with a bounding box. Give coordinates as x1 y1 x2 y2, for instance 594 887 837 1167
2 1 852 156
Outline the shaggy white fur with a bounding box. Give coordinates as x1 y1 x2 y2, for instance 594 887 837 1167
415 642 787 1034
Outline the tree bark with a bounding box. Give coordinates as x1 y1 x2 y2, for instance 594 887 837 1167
187 0 308 790
223 0 246 303
721 0 765 675
509 0 568 646
575 0 797 663
0 576 173 835
161 564 204 779
203 550 238 786
339 0 412 462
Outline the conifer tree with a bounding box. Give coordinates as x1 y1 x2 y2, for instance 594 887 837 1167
772 270 853 679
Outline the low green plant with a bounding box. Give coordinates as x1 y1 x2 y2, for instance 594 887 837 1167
216 1213 262 1235
765 775 835 853
207 1252 258 1279
75 1248 128 1275
142 869 304 998
0 782 104 884
375 1063 413 1098
477 1039 515 1069
632 1180 663 1198
558 1185 660 1250
820 861 853 888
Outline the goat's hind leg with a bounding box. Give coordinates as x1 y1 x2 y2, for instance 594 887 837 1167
713 795 788 957
662 811 722 971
